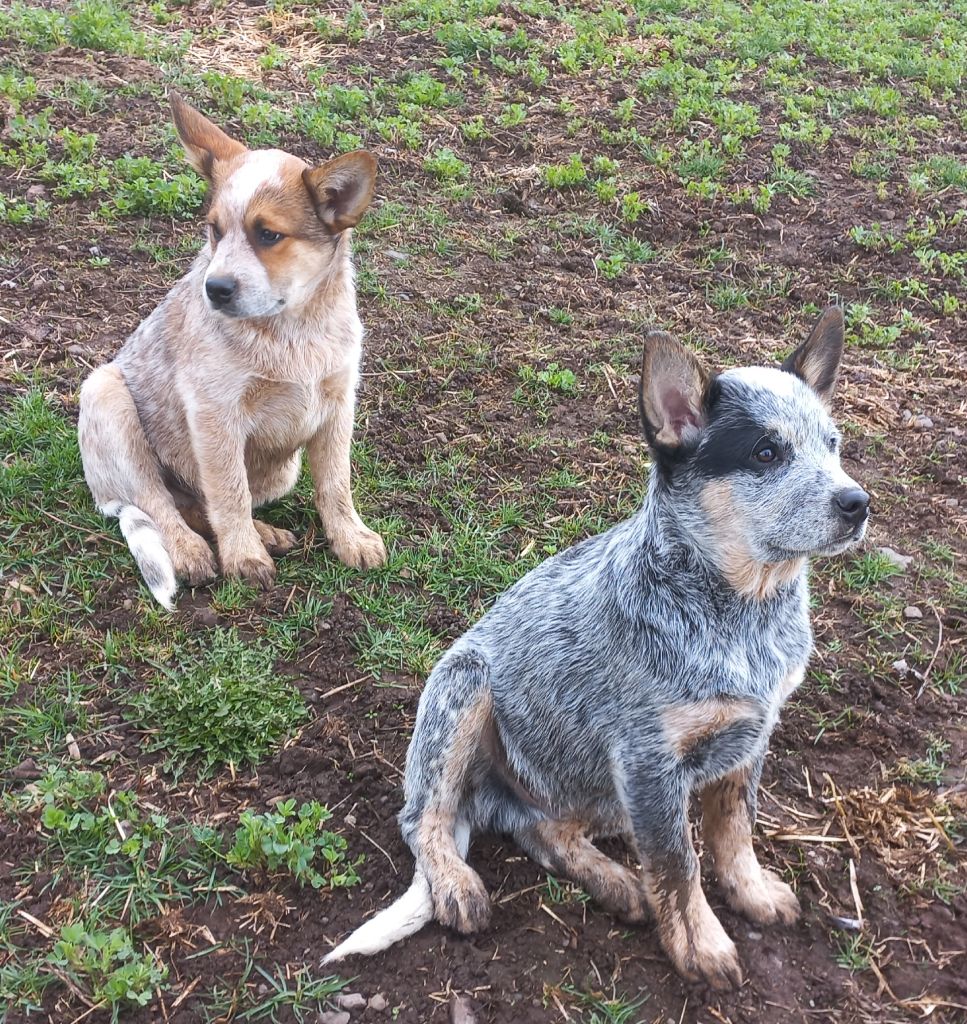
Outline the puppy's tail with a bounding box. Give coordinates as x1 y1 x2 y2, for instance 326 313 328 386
323 870 433 963
102 502 177 610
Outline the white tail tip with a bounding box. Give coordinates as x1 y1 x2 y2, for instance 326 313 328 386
323 872 433 963
105 503 178 610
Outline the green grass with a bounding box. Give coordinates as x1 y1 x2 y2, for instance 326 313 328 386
424 146 470 181
543 154 588 189
559 984 647 1024
892 735 950 785
2 920 168 1022
838 551 904 592
0 765 357 1019
123 627 308 779
834 934 876 973
226 800 362 890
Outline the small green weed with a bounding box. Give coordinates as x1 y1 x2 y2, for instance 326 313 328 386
124 628 307 778
226 799 362 889
839 551 903 592
834 933 876 973
542 874 589 905
49 922 167 1021
543 154 587 188
892 735 950 785
518 362 578 396
424 146 469 181
559 984 646 1024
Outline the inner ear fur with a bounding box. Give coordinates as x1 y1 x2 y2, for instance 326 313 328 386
638 330 711 451
170 93 245 181
781 305 845 405
302 152 377 233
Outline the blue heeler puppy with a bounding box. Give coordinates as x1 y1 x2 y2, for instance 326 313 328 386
323 307 870 988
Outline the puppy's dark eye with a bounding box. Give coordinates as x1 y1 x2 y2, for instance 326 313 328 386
827 435 839 453
209 222 223 243
258 228 284 246
754 443 778 464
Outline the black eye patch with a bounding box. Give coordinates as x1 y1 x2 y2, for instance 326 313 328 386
693 411 783 478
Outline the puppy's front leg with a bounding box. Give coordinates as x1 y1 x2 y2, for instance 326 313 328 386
629 771 742 990
307 369 386 570
191 411 276 588
701 758 800 926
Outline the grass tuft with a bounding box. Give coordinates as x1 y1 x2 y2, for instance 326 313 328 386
123 628 308 779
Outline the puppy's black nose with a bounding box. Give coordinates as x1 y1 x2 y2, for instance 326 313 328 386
205 276 237 308
834 487 870 527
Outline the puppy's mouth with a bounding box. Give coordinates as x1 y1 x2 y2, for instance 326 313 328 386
209 298 286 319
770 522 868 560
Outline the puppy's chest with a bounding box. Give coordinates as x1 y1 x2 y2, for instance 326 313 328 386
242 378 330 451
717 600 811 700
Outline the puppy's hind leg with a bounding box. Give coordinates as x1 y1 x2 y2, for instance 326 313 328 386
78 365 216 608
400 650 494 935
246 451 301 556
516 819 647 923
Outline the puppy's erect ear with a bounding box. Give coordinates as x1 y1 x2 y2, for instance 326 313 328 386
638 330 711 451
170 93 245 180
781 306 844 406
302 152 377 233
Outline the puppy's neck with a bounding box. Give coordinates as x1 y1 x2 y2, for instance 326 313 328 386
638 471 806 602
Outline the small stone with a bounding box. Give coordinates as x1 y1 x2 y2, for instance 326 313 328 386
878 546 913 570
88 245 102 257
336 992 366 1011
194 607 217 627
904 605 923 620
900 409 913 423
711 219 724 232
26 184 47 200
450 995 477 1024
384 248 409 263
67 344 86 357
12 758 41 780
122 599 133 610
319 1013 350 1024
368 994 388 1012
913 415 933 430
945 498 959 508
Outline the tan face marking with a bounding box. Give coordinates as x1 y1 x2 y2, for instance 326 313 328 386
203 152 348 318
700 479 805 600
660 698 760 756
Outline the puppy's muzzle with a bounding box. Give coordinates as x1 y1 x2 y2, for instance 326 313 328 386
833 487 870 529
205 275 238 310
